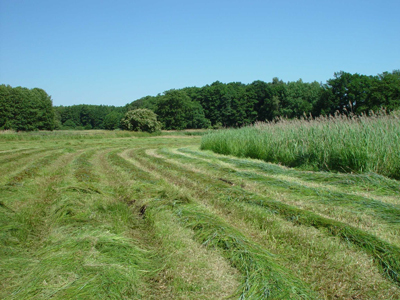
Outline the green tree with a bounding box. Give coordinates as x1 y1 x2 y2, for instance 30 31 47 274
62 119 77 130
128 95 159 111
121 109 161 133
104 112 122 130
258 79 285 121
0 85 13 129
284 80 321 118
155 89 210 130
31 88 55 130
367 70 400 112
0 86 54 131
185 101 211 129
316 71 373 115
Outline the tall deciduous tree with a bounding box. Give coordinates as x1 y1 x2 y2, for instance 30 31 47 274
156 89 209 130
0 85 54 131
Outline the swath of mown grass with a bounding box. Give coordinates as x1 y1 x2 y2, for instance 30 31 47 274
0 149 56 184
162 148 400 252
180 147 400 200
0 146 159 299
135 148 400 287
2 150 62 187
141 150 396 299
73 149 100 183
171 148 400 251
180 147 400 198
127 148 400 298
0 148 43 163
105 148 242 299
201 111 400 179
0 129 206 142
174 204 317 299
163 148 400 226
116 149 318 299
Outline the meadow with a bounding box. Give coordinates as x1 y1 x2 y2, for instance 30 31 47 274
1 127 400 299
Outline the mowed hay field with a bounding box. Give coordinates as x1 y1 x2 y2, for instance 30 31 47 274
1 130 400 299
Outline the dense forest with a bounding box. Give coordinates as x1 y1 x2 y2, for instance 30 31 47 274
129 70 400 129
1 70 399 131
54 105 126 130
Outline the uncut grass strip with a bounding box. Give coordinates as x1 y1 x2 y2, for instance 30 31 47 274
200 116 400 179
163 149 400 225
180 148 400 197
139 149 400 286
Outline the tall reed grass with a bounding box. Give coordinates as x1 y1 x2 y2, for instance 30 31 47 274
201 110 400 179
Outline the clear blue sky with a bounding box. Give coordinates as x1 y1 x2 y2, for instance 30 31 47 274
1 0 399 107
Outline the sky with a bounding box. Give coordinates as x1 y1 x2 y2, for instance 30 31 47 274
1 0 399 107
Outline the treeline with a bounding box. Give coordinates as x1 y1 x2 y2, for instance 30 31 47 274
0 85 55 131
128 70 400 129
54 105 126 130
1 70 399 131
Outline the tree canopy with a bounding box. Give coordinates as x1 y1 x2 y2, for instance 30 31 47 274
2 70 399 131
128 70 399 129
54 105 126 130
0 85 54 131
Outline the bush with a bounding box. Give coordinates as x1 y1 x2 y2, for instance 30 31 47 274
121 109 161 133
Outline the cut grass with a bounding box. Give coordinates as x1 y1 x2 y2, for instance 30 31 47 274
0 147 157 299
112 149 318 299
173 204 317 299
1 131 400 299
164 148 400 225
124 147 400 298
134 147 400 287
161 148 400 248
180 147 400 202
171 148 400 246
103 149 242 299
